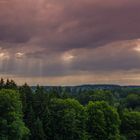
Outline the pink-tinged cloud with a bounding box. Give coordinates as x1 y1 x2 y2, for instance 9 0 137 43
0 0 140 85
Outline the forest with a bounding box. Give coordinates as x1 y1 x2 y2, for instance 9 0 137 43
0 79 140 140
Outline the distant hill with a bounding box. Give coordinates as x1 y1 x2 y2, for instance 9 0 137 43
31 84 140 95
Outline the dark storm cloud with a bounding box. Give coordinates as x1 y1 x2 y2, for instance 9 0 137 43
0 0 140 50
0 25 31 43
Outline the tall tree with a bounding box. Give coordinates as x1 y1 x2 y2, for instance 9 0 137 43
0 78 5 89
34 118 46 140
5 79 17 90
45 98 87 140
19 83 33 114
86 101 121 140
121 111 140 140
33 85 48 119
0 89 29 140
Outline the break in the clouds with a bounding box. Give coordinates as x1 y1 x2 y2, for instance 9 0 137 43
0 0 140 85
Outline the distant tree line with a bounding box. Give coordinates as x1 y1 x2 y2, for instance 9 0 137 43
0 79 139 140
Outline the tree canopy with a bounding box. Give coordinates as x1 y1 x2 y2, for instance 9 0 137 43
0 89 29 140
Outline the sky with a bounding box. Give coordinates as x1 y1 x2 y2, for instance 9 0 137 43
0 0 140 85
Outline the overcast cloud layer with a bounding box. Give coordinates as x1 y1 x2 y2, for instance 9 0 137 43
0 0 140 85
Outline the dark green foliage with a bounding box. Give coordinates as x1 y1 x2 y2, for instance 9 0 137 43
19 83 33 113
121 111 140 140
45 98 87 140
76 90 115 105
25 105 36 140
86 101 121 140
125 94 140 110
19 84 36 140
0 79 140 140
33 118 46 140
0 89 29 140
33 85 49 119
5 79 17 89
0 78 17 90
0 78 4 89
